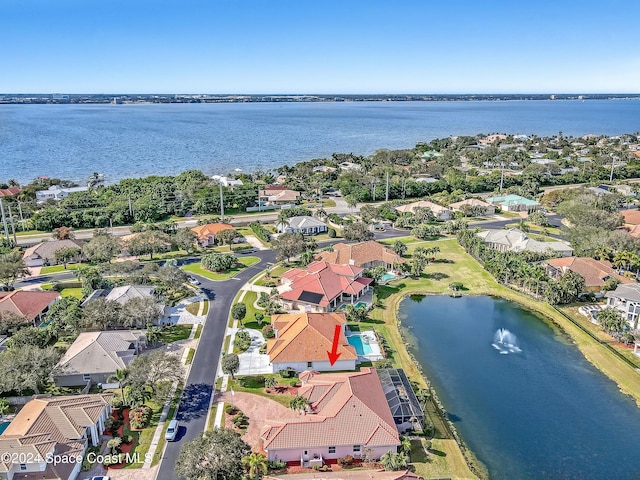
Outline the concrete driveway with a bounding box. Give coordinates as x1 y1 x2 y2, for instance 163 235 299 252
165 294 207 325
231 328 272 375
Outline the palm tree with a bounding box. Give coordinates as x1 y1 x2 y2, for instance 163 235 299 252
107 369 129 406
380 451 407 471
276 210 290 233
315 208 328 221
594 245 612 262
399 435 412 455
265 377 278 391
289 394 310 414
300 250 314 266
242 453 268 479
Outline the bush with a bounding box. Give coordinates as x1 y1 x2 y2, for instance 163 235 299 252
107 437 122 450
262 324 275 338
338 455 354 466
225 404 239 415
250 222 272 242
327 227 337 238
268 460 287 470
128 405 153 429
290 379 299 387
111 397 124 409
235 330 252 352
279 367 296 378
231 244 254 252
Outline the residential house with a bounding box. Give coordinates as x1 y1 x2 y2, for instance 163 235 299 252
394 200 452 220
22 239 83 267
542 257 633 293
476 229 573 257
0 394 112 480
0 291 59 326
211 175 243 188
261 368 400 465
35 185 88 203
486 194 540 213
280 261 372 312
82 285 166 324
267 312 357 373
413 176 438 183
619 209 640 238
53 330 146 387
259 187 301 205
338 162 362 171
316 241 404 270
604 283 640 330
190 223 236 247
312 165 336 173
449 198 496 216
277 216 328 235
0 187 21 198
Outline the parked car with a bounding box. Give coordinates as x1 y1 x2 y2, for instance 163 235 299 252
89 476 112 480
188 276 200 286
165 419 179 441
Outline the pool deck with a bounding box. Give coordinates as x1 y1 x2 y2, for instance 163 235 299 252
345 330 383 362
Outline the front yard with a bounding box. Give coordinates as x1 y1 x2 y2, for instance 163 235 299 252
182 256 261 281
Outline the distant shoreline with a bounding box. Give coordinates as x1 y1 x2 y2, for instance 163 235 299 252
2 93 640 105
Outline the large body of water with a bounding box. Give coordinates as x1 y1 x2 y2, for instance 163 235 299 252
1 100 640 184
400 295 640 480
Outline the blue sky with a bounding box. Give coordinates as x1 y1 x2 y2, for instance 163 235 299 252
1 0 638 94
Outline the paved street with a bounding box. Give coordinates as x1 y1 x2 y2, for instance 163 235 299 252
155 249 276 480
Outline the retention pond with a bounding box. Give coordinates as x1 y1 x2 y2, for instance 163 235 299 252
399 295 640 480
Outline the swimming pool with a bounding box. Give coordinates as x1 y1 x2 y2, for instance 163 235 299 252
0 421 11 434
381 273 397 282
347 335 373 355
337 302 369 311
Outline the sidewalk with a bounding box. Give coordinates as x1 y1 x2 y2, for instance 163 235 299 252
142 322 199 469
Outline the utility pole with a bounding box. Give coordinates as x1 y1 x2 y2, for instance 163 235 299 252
128 196 134 218
7 205 16 245
17 201 25 231
0 199 9 242
385 171 390 203
219 182 225 222
500 162 505 192
610 157 616 182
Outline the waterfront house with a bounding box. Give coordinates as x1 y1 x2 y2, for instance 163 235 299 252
394 200 451 220
0 291 59 326
259 186 301 205
267 312 357 373
53 330 146 387
35 185 88 203
260 368 400 465
22 239 83 267
604 283 640 330
542 257 633 293
211 175 243 188
190 222 236 247
476 229 573 257
0 394 112 480
316 240 404 270
279 261 372 312
277 216 328 235
0 187 21 198
486 194 540 213
449 198 496 216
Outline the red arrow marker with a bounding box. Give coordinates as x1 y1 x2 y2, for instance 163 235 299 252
327 325 342 366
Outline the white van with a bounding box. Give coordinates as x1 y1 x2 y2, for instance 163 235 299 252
165 419 178 441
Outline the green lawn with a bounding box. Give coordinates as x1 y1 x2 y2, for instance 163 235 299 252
236 291 270 329
124 399 163 468
228 375 294 408
201 300 209 315
60 288 83 299
186 301 202 315
137 249 190 261
185 348 195 364
505 222 563 236
194 324 203 339
182 256 261 281
39 263 84 274
150 385 183 467
158 324 192 344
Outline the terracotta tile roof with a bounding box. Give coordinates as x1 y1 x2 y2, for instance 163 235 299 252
261 368 399 451
316 241 404 267
260 188 301 202
0 187 21 197
267 313 357 364
280 261 372 308
449 198 493 209
190 223 235 240
543 257 633 288
621 209 640 225
4 394 112 443
625 224 640 238
0 291 59 322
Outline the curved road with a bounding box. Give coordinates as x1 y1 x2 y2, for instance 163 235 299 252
155 249 276 480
